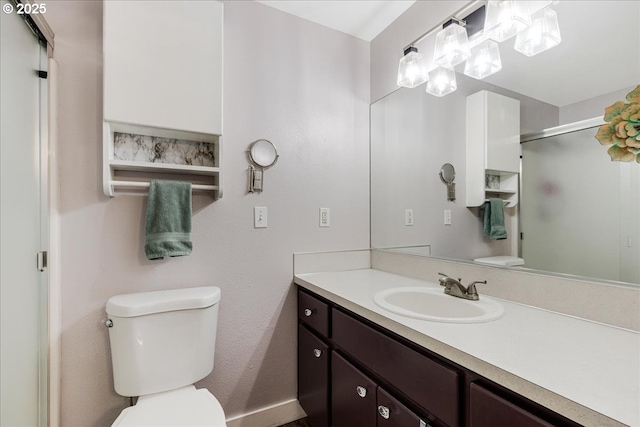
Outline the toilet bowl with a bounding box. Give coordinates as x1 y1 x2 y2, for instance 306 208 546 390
112 386 226 427
106 286 226 426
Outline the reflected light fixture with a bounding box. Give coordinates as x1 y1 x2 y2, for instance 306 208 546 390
464 39 502 80
425 66 457 97
433 20 471 68
397 46 429 88
514 7 561 57
484 0 531 42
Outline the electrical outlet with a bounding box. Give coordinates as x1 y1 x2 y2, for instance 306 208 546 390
444 209 452 225
254 207 267 228
405 209 414 226
319 208 330 227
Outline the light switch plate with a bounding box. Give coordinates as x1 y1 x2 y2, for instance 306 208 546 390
444 209 452 225
319 208 330 227
405 209 414 226
254 207 267 228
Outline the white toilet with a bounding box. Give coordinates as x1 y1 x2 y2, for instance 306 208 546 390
106 286 227 426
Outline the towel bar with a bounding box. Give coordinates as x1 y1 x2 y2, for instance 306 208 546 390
111 181 219 194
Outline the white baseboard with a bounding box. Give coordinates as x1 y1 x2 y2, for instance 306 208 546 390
225 398 306 427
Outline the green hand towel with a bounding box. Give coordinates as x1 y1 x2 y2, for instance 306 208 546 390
145 180 192 260
483 198 507 240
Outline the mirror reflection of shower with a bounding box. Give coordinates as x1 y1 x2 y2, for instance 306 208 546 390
520 121 640 284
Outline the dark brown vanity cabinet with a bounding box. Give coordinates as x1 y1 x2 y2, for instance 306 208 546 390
297 288 583 427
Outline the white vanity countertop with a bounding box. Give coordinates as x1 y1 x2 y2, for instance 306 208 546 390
294 269 640 427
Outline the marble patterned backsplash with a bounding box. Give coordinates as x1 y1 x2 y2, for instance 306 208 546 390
113 132 216 167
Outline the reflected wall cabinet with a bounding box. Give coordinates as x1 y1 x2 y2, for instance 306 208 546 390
465 90 520 208
102 1 223 197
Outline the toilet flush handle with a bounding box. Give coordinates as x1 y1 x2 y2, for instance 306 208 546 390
105 319 113 328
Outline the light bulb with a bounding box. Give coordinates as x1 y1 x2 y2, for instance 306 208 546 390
397 47 429 88
425 67 457 97
464 39 502 80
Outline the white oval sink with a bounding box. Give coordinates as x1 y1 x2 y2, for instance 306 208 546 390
373 287 504 324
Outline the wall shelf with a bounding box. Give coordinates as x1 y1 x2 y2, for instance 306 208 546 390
102 0 223 199
103 121 222 198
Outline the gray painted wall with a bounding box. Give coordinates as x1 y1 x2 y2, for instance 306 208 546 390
559 86 636 125
46 1 369 425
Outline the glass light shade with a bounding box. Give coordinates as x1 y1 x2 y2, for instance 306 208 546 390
514 7 561 57
484 0 531 42
397 47 429 88
425 67 457 97
433 23 471 68
464 39 502 80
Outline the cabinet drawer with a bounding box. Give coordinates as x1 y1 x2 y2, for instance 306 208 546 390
333 309 460 427
298 290 330 337
298 325 330 427
470 383 555 427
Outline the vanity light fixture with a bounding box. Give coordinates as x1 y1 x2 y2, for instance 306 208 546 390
396 1 562 96
433 20 471 68
484 0 531 42
397 46 429 88
464 39 502 80
425 66 457 97
514 7 561 57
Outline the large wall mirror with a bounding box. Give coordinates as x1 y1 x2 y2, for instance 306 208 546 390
371 1 640 286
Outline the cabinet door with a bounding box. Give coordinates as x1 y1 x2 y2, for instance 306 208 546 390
332 352 377 427
470 383 555 427
298 325 329 427
103 1 223 134
484 91 520 173
377 388 428 427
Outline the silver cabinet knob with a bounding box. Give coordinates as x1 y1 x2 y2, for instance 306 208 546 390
378 405 390 419
304 308 313 317
313 349 322 358
356 386 367 398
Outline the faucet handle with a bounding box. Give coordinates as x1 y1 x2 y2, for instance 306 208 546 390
438 272 462 282
466 280 487 296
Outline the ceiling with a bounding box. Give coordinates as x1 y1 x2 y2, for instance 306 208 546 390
256 1 640 107
256 1 416 42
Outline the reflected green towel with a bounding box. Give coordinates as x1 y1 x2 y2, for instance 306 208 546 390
145 180 192 260
483 198 507 240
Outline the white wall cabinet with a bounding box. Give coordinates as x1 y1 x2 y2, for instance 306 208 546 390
103 1 223 197
465 91 520 207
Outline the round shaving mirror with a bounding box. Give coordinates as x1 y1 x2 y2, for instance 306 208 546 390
439 163 456 201
248 139 279 169
439 163 455 184
247 139 279 193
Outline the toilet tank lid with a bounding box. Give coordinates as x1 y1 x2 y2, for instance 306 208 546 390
107 286 221 318
473 256 525 266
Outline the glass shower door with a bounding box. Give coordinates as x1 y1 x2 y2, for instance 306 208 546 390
1 2 49 425
521 126 640 284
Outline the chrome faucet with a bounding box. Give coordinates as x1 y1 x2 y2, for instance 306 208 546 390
438 273 486 301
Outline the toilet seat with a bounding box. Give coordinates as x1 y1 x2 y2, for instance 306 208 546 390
112 385 227 427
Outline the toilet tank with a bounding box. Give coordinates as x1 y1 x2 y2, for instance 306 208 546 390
106 286 221 397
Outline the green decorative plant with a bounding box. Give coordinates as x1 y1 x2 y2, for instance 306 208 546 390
595 85 640 162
